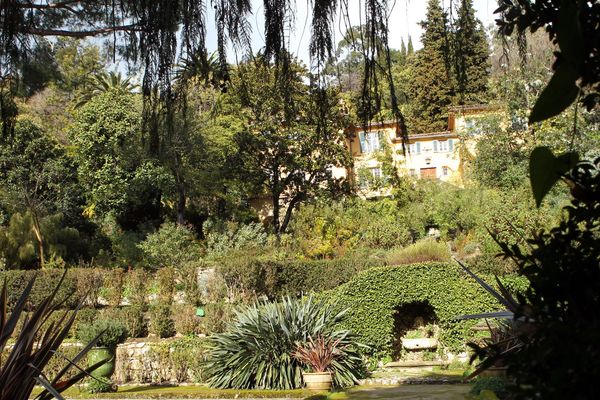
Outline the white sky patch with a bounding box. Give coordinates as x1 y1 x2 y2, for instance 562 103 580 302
205 0 498 64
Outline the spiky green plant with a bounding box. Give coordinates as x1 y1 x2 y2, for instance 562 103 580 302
0 273 105 400
205 295 365 389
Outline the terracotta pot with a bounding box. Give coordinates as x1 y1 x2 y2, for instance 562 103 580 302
302 371 333 391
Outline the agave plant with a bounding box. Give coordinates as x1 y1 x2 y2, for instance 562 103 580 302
0 273 106 400
205 295 365 390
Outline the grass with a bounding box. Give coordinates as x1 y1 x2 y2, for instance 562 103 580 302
308 385 472 400
386 239 450 266
30 385 315 399
370 367 466 381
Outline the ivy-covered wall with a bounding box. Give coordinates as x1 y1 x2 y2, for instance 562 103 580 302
327 262 508 355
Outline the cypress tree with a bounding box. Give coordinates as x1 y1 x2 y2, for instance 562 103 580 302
454 0 490 104
399 38 407 65
409 0 455 133
407 35 414 56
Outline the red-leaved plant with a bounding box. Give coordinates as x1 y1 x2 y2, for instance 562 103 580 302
293 336 344 373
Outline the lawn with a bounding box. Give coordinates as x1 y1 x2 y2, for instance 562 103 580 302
31 383 475 400
30 385 314 399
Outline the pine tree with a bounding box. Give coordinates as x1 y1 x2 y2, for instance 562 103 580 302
454 0 490 104
409 0 455 133
407 36 414 56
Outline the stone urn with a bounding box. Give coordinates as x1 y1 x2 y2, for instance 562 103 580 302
303 371 333 391
88 347 116 378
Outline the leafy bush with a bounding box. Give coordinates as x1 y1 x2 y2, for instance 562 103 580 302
100 306 147 338
125 268 149 309
102 268 125 306
216 253 385 301
466 159 600 398
179 261 205 306
470 376 508 398
149 304 175 338
74 268 104 307
84 377 115 393
172 304 200 335
169 336 208 383
386 239 450 265
326 262 502 354
204 220 268 257
138 222 201 269
77 319 128 348
155 266 175 304
205 296 365 389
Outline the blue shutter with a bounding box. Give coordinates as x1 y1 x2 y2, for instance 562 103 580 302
449 139 454 151
433 140 438 152
359 132 367 153
416 142 421 154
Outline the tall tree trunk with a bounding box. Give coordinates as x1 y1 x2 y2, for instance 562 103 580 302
280 193 304 234
30 209 45 269
177 184 186 226
272 193 281 236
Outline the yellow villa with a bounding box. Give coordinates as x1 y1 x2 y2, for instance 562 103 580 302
333 104 493 198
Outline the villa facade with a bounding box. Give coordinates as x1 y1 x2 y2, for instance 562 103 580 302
333 104 492 198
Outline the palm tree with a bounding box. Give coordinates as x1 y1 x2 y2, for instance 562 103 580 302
74 71 139 108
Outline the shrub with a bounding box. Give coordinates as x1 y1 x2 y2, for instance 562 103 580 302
125 268 148 309
155 266 175 304
77 319 128 348
205 296 365 389
138 222 201 269
204 220 268 257
216 253 384 300
100 306 147 338
386 239 450 265
103 268 125 306
0 269 77 310
179 261 204 306
73 308 101 338
84 377 115 393
149 304 175 338
173 304 200 335
326 262 502 354
470 376 508 398
74 268 104 307
170 336 208 383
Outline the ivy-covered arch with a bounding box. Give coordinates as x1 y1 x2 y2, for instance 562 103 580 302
328 262 501 354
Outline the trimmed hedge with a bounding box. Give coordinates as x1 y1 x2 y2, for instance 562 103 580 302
216 254 386 299
326 262 507 354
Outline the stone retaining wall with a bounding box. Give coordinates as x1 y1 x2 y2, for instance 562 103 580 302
114 338 204 384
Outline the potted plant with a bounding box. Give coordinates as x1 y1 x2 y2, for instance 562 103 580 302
77 319 129 380
293 336 342 391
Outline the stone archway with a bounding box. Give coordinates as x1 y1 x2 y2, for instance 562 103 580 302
391 301 437 360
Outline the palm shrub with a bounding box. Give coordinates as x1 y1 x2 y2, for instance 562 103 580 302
0 273 106 400
205 296 365 389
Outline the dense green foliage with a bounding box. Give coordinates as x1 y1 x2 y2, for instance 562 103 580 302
409 0 455 133
326 262 513 354
205 296 364 389
77 319 128 348
471 159 600 398
453 0 490 104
